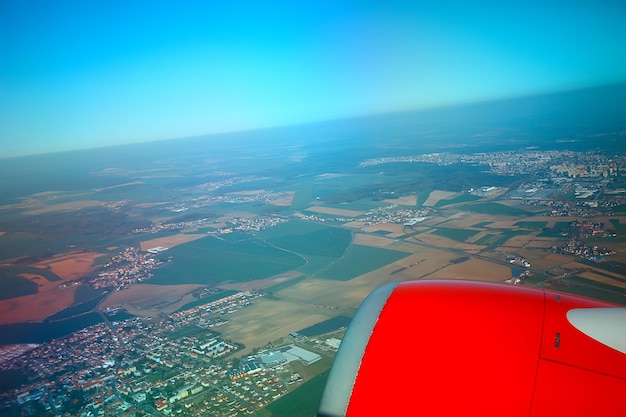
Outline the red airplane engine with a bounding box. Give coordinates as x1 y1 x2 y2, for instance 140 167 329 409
318 280 626 416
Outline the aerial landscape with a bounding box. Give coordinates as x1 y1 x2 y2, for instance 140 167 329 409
1 85 626 416
1 1 625 416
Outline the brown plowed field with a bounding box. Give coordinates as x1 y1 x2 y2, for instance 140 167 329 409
0 251 106 324
0 284 78 324
35 252 105 282
426 258 511 282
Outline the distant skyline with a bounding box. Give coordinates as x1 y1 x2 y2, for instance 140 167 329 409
1 0 625 158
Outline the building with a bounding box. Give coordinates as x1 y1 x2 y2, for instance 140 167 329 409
283 345 321 365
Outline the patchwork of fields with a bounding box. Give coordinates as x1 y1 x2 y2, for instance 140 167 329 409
4 194 626 344
3 179 626 417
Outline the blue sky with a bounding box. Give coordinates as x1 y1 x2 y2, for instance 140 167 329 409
1 0 625 157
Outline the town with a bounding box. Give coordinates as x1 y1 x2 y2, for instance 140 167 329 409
360 149 625 179
0 288 340 416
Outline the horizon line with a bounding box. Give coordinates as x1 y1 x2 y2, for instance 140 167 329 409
4 81 625 160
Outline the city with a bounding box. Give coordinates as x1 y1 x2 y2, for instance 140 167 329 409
0 286 340 416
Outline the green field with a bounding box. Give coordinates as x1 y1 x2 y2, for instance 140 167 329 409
559 276 626 306
458 202 528 216
575 266 626 285
291 186 315 210
0 369 30 393
610 204 626 214
149 236 306 285
107 311 136 322
167 324 217 341
0 313 104 345
296 255 336 276
514 221 548 229
485 230 530 249
317 244 411 280
0 232 69 263
17 266 62 282
265 370 329 417
432 227 478 242
416 189 433 207
609 219 626 234
74 284 106 303
474 233 502 245
371 230 393 236
538 221 573 237
268 227 351 258
45 295 106 321
434 193 481 207
0 270 38 300
525 275 548 285
258 220 333 239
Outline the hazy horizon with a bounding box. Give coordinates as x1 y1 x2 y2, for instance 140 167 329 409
2 1 625 158
2 81 625 160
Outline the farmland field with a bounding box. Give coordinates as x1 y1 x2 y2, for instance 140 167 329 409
514 221 548 229
434 193 481 207
298 315 351 336
139 233 207 251
472 221 493 228
265 275 307 294
0 313 103 345
0 272 37 300
267 227 351 258
383 195 417 206
416 189 433 207
427 258 511 282
217 298 331 356
474 233 504 245
265 370 329 417
149 236 306 285
296 255 336 276
555 276 626 305
488 230 532 249
0 284 79 324
316 244 412 281
291 185 316 210
458 202 529 216
423 190 457 206
100 284 205 315
45 294 106 321
431 227 479 243
258 219 334 239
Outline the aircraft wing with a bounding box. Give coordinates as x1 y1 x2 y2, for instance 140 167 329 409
318 280 626 416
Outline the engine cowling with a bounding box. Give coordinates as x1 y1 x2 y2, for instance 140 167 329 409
318 280 626 417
